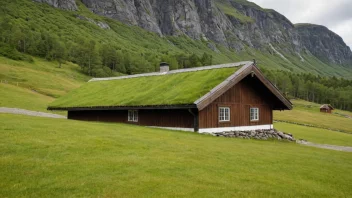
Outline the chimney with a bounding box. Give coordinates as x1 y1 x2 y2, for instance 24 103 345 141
160 62 169 73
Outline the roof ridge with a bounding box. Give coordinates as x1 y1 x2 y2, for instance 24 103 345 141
89 61 252 82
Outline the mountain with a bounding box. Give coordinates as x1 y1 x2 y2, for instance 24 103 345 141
1 0 352 78
35 0 352 67
295 24 352 66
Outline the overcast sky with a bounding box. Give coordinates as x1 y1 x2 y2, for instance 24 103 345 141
250 0 352 49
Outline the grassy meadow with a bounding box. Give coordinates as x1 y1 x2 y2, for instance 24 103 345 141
274 99 352 133
1 114 352 197
275 122 352 147
0 56 89 98
0 83 54 112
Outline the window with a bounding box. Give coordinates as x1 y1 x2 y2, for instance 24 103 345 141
219 107 230 122
250 108 259 121
128 110 138 122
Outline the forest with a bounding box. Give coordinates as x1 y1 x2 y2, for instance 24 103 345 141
0 18 213 77
263 69 352 111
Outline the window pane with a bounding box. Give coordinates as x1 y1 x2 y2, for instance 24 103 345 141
219 107 230 121
250 108 259 121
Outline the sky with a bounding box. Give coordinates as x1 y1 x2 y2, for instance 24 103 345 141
250 0 352 49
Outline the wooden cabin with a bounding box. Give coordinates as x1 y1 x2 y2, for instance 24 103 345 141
48 61 292 133
320 104 334 114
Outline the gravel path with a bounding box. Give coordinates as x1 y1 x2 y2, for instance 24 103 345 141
297 140 352 152
0 107 66 119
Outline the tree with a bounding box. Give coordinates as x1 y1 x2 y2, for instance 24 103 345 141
188 53 202 67
51 41 67 68
200 52 212 66
75 39 101 76
100 44 118 71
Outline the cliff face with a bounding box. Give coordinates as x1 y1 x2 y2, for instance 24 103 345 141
80 0 302 51
33 0 352 66
295 24 352 65
33 0 77 10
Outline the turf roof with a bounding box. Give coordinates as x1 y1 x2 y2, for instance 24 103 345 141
49 66 242 108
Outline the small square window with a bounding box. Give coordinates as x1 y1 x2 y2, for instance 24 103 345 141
219 107 230 122
250 108 259 121
128 110 138 122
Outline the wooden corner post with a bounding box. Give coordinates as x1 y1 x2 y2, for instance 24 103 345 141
189 109 199 132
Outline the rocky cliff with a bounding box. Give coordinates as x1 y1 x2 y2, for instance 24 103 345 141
33 0 77 10
295 24 352 65
79 0 301 52
33 0 352 66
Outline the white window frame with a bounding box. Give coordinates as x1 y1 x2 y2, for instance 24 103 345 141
219 107 230 122
250 108 259 121
128 110 138 122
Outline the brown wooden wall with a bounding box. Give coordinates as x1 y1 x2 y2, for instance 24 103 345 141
320 109 332 114
68 109 194 128
199 75 276 128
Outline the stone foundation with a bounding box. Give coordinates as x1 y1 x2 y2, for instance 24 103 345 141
210 129 295 141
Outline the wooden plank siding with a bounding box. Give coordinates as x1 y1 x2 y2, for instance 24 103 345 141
68 109 194 128
320 109 332 114
199 75 275 128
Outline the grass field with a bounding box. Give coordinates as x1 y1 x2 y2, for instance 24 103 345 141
0 56 89 115
275 122 352 147
0 114 351 197
0 56 89 98
0 84 54 112
274 99 352 133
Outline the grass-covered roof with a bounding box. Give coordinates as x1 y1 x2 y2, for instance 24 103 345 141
49 66 242 109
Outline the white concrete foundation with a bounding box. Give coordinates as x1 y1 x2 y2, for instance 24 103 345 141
198 125 274 133
150 124 274 133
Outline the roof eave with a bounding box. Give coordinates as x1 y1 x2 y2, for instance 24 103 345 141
47 104 198 111
194 61 255 110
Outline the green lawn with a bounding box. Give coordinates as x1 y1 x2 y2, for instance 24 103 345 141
274 99 352 133
1 114 352 197
275 122 352 147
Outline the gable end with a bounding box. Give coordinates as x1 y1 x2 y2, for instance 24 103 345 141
195 63 292 111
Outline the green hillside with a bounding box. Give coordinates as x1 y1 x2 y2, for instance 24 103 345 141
1 114 352 197
0 83 54 112
1 0 352 79
0 56 88 97
275 99 352 133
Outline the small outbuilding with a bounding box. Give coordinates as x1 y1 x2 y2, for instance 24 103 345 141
48 61 292 133
320 104 334 114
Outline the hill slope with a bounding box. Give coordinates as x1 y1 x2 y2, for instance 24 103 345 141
0 56 88 97
1 0 352 78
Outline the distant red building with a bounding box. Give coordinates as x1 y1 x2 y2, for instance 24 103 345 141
320 104 334 114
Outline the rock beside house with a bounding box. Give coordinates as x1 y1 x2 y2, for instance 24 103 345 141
211 129 295 141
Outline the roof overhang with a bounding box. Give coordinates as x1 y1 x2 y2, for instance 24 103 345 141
320 104 334 110
48 104 197 111
194 62 293 111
